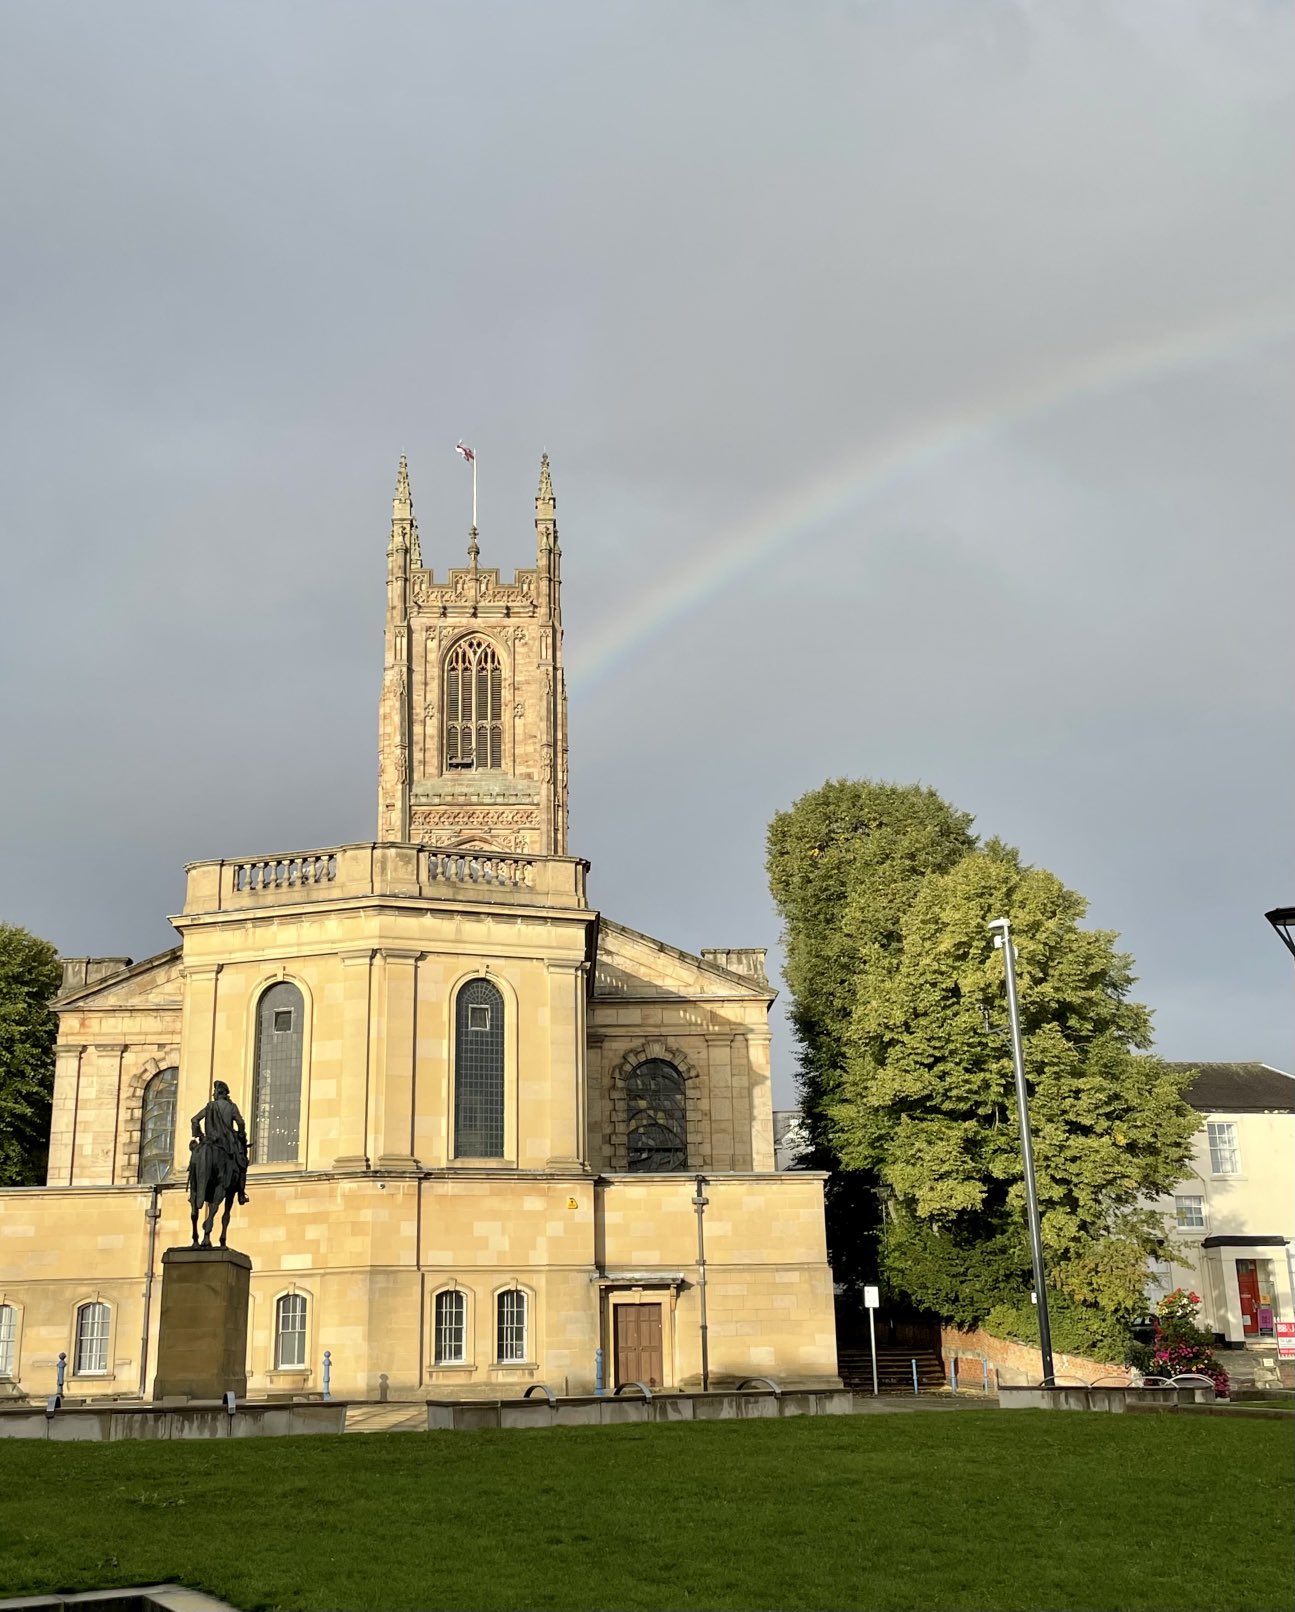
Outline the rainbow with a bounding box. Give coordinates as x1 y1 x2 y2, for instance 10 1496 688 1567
567 296 1295 695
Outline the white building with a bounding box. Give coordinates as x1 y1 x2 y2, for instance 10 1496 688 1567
1150 1063 1294 1369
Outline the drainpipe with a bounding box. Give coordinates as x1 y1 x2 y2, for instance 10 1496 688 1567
138 1185 161 1400
692 1174 710 1391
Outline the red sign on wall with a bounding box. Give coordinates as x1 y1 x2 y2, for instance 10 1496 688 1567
1276 1320 1295 1360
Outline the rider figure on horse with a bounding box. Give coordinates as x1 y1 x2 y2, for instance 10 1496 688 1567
188 1082 250 1248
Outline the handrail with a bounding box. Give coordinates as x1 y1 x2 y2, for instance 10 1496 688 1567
522 1383 556 1406
613 1380 653 1401
737 1376 781 1397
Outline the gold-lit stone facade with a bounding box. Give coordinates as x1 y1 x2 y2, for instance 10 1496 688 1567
0 457 837 1403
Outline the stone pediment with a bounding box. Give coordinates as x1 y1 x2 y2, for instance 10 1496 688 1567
55 947 184 1011
594 920 774 1002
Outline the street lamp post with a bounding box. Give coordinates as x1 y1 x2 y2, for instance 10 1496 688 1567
692 1174 710 1392
988 916 1056 1387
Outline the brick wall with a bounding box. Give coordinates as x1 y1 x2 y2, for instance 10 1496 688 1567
941 1325 1131 1389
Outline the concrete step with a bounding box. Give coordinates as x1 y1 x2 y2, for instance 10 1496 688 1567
345 1401 426 1434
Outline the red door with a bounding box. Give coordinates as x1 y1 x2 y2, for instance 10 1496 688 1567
1237 1260 1261 1336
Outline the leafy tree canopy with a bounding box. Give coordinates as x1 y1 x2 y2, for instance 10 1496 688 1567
0 923 62 1185
767 781 1198 1326
766 779 975 1147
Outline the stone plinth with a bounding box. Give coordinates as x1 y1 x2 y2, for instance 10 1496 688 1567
153 1247 251 1401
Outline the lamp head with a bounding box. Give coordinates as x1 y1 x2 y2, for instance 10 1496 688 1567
1265 907 1295 963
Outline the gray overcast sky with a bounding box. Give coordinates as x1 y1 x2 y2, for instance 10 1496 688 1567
1 1 1291 1101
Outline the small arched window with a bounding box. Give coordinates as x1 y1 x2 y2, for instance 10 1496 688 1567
74 1301 110 1376
252 983 304 1163
138 1066 179 1184
445 636 503 771
496 1290 527 1363
626 1060 687 1171
0 1305 16 1377
434 1290 466 1364
275 1293 307 1369
453 979 505 1159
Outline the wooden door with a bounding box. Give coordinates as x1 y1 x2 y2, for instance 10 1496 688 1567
1237 1259 1261 1336
614 1303 663 1389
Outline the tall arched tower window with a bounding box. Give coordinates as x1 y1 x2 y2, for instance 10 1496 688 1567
252 982 304 1164
138 1066 179 1183
445 636 503 771
626 1059 687 1171
453 979 505 1158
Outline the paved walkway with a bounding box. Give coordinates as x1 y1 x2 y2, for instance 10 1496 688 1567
346 1401 427 1433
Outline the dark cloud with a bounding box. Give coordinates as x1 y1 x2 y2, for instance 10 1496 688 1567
2 1 1291 1096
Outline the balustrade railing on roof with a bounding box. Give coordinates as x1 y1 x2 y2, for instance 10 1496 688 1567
182 842 588 915
425 851 535 889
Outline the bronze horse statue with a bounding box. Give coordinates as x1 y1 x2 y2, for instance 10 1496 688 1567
188 1080 250 1248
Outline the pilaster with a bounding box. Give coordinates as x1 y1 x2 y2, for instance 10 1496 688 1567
544 960 588 1170
47 1043 85 1186
177 964 222 1162
372 949 420 1171
332 949 374 1171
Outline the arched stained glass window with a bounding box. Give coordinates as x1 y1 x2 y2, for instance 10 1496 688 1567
626 1059 687 1172
138 1066 179 1184
453 979 504 1158
445 637 503 770
252 983 303 1164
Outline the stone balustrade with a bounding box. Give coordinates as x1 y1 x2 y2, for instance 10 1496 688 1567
183 842 589 915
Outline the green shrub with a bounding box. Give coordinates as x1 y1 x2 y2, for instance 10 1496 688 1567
983 1295 1134 1364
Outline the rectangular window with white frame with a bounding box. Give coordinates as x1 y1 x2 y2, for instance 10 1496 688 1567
496 1290 527 1363
1206 1121 1240 1176
275 1293 308 1370
1174 1194 1206 1230
434 1290 466 1365
0 1305 16 1377
74 1302 110 1376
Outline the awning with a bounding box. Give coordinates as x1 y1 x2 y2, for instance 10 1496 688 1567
1200 1234 1289 1249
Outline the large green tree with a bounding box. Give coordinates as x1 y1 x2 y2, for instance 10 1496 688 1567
837 843 1198 1317
766 780 976 1296
768 780 1198 1329
0 923 62 1185
766 778 976 1148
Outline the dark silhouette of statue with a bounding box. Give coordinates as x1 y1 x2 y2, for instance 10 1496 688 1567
188 1080 250 1248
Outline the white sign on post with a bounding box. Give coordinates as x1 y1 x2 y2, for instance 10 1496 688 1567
863 1286 880 1395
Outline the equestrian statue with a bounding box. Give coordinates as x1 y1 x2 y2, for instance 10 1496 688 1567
187 1080 250 1248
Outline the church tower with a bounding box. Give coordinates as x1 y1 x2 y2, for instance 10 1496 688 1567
376 454 569 854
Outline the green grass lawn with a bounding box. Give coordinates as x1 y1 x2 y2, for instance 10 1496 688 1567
1 1413 1291 1612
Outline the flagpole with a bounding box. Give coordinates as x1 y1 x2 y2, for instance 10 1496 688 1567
472 452 477 532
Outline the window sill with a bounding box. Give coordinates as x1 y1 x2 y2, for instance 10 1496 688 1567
70 1372 113 1382
490 1362 537 1372
268 1368 310 1381
429 1362 476 1373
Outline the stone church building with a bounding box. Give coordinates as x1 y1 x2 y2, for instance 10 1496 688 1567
0 458 838 1402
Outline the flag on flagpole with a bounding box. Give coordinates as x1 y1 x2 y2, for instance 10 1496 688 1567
455 441 475 463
